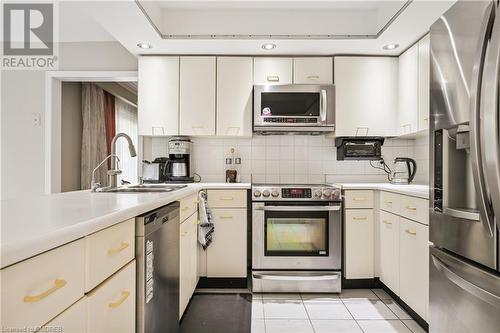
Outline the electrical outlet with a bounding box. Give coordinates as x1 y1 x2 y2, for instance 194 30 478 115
33 113 41 127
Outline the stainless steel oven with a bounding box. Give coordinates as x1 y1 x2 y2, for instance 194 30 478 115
253 84 335 134
251 184 342 293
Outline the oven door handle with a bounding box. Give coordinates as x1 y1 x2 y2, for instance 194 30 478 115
256 206 341 211
253 272 339 281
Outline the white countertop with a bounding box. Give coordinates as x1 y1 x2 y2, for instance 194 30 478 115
338 183 429 199
0 182 250 269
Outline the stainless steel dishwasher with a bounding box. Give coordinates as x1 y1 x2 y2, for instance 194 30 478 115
136 202 180 333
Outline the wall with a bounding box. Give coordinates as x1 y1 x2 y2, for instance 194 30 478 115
411 135 429 185
1 42 137 200
145 135 419 184
61 82 82 192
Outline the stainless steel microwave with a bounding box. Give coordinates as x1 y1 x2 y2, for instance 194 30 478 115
253 84 335 134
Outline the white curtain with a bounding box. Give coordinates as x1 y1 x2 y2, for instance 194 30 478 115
115 98 138 184
81 83 107 189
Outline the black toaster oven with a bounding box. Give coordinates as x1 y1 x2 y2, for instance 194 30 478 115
334 136 385 160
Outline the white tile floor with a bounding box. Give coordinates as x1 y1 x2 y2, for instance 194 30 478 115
251 289 426 333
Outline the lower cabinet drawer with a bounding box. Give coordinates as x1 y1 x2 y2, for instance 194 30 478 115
87 260 136 333
344 190 374 209
400 195 429 225
1 239 85 330
180 192 199 222
85 219 135 291
344 209 374 279
207 190 247 208
380 191 401 214
40 296 87 333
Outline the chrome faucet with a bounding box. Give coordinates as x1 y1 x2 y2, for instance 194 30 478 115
91 133 137 192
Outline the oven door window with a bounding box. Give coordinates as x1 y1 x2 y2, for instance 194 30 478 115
264 210 329 256
261 92 320 117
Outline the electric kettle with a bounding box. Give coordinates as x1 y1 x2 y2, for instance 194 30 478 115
390 157 417 184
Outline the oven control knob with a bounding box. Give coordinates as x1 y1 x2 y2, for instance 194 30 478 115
253 190 262 197
315 190 323 198
332 189 341 199
322 190 332 198
262 190 271 197
271 190 280 198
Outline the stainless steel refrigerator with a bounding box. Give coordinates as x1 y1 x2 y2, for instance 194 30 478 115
430 1 500 332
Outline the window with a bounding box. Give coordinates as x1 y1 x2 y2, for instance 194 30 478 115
115 98 138 184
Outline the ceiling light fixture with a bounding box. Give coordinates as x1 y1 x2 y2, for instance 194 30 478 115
383 43 399 50
137 42 152 49
262 43 276 50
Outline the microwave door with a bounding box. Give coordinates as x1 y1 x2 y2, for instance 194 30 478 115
260 92 320 118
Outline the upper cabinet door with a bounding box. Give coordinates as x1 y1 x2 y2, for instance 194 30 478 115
398 45 419 135
138 56 179 136
334 56 398 137
418 34 430 131
293 57 333 84
217 57 253 137
179 56 216 136
254 57 293 85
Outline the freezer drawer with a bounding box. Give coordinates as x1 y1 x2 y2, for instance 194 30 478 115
429 247 500 333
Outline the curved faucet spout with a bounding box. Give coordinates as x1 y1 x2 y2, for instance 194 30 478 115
109 133 137 189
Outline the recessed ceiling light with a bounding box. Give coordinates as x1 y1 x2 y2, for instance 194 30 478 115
137 42 152 49
383 43 399 50
262 43 276 50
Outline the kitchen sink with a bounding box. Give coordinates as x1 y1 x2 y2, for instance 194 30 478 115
98 184 187 193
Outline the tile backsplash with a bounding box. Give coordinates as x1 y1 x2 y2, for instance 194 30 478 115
143 135 429 185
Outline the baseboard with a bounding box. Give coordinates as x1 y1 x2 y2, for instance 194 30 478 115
379 281 429 332
196 277 248 289
342 277 381 289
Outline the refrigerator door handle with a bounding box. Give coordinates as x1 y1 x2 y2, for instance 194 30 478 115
431 254 500 308
470 1 496 237
481 3 500 233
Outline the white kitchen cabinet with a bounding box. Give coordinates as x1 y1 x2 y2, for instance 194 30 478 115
398 45 419 135
87 260 136 333
293 57 333 84
0 239 85 330
42 297 88 333
344 209 374 279
180 57 216 136
334 56 398 136
206 208 247 277
254 57 293 85
138 56 179 136
418 34 430 131
180 212 199 318
217 57 253 136
399 217 429 320
379 210 400 294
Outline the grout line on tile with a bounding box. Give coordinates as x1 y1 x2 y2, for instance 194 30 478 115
339 294 365 333
300 295 317 333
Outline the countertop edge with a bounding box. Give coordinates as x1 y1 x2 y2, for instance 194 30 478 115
1 183 251 269
339 183 430 199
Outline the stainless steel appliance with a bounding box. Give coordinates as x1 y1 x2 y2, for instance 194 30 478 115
253 84 335 134
136 202 180 333
390 157 417 184
252 184 342 292
430 1 500 331
166 137 193 182
334 136 385 160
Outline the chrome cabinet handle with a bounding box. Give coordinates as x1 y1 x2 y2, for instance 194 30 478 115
405 205 417 211
267 75 279 82
431 254 500 308
470 1 496 237
405 229 417 235
256 206 341 211
253 272 339 281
